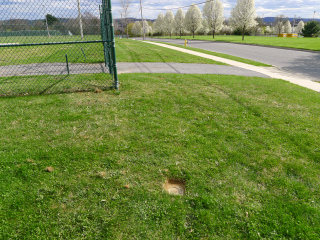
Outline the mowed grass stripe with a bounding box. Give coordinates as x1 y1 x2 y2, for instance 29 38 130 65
0 37 225 66
1 73 320 239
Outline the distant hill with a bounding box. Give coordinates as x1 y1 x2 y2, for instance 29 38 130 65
263 17 320 24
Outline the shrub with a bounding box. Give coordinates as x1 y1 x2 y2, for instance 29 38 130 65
301 20 320 37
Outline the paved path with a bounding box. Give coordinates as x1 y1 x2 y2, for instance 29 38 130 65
117 62 268 77
141 39 320 92
147 38 320 82
0 62 268 78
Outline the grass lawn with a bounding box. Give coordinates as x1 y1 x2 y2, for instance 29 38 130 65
165 35 320 51
1 73 320 239
152 41 272 67
116 39 224 64
0 73 114 96
0 37 224 66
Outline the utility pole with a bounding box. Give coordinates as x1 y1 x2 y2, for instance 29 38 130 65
77 0 84 39
313 11 316 20
139 0 145 40
120 12 122 38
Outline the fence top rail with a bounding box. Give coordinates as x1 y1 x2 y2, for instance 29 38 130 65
0 40 110 48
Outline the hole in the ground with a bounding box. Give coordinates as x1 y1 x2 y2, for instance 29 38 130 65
164 179 186 196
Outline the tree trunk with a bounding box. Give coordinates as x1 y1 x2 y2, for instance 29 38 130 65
213 30 215 39
126 19 129 38
180 29 181 38
242 26 245 41
193 31 195 38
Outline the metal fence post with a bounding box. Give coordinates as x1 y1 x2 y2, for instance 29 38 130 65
107 0 119 90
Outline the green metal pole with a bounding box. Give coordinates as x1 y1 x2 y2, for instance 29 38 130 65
65 54 69 75
107 0 119 90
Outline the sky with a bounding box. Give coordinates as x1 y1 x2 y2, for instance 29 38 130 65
0 0 319 21
118 0 320 20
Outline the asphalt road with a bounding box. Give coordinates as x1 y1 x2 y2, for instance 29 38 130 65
146 38 320 82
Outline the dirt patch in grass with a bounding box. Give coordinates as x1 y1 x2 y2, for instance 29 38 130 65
164 179 186 196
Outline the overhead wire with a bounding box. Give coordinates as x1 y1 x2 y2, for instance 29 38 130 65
144 1 207 11
128 7 141 19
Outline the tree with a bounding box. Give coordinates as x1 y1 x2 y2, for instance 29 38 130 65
148 25 153 36
45 14 58 26
185 4 202 38
220 24 233 35
153 13 165 36
229 0 258 40
197 19 209 35
203 0 224 39
164 10 175 37
274 14 286 35
131 21 141 36
82 12 100 35
295 20 304 35
301 20 320 37
265 26 272 35
283 20 292 33
119 0 132 38
142 20 150 36
174 8 185 37
125 22 134 37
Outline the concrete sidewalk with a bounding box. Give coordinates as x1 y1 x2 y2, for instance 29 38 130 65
144 41 320 92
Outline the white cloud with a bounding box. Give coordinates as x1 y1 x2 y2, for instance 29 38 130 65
0 0 319 20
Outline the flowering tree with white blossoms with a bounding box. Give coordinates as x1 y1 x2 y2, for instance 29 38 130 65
131 21 141 36
184 4 202 38
153 13 165 36
164 10 175 37
174 8 185 37
274 15 286 35
203 0 224 39
296 21 304 35
265 26 272 35
142 20 150 36
283 20 292 33
229 0 258 40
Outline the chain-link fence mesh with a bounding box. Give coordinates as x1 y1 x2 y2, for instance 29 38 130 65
0 0 118 97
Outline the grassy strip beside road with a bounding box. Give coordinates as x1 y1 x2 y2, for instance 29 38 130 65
116 39 224 64
0 37 224 66
153 41 272 67
1 73 320 239
166 35 320 51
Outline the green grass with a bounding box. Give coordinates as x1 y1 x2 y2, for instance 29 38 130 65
152 41 272 67
0 73 114 96
1 73 320 239
164 35 320 51
115 38 224 64
0 37 224 66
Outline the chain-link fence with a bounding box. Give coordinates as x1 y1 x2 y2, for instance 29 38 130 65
0 0 118 97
